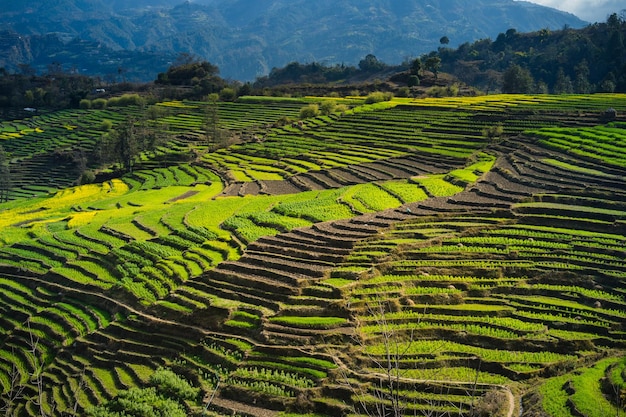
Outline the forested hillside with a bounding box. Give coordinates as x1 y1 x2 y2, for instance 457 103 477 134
0 0 586 80
436 13 626 93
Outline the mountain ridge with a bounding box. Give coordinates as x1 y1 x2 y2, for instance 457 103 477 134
0 0 587 80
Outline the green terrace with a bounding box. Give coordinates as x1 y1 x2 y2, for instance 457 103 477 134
0 93 625 416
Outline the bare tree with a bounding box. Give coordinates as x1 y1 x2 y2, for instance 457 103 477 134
329 300 498 417
1 351 27 417
0 145 10 203
330 300 419 417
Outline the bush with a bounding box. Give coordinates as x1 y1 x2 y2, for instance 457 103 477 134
335 104 349 113
482 124 504 141
319 100 337 115
396 87 411 98
86 387 187 417
108 94 145 108
92 98 107 109
408 75 420 87
79 99 92 109
426 86 446 98
148 367 199 401
219 87 236 101
364 91 393 104
107 97 121 107
99 120 113 131
300 104 320 119
79 170 96 185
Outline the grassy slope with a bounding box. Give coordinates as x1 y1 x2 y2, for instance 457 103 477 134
0 94 625 416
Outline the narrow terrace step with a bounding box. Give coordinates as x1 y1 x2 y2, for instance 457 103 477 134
239 181 261 196
257 180 302 195
304 171 344 188
289 228 358 249
335 166 379 182
312 222 376 240
482 170 539 197
241 253 329 278
327 219 382 236
202 272 296 305
206 268 301 297
288 175 324 191
380 156 446 174
210 397 279 417
186 278 281 311
245 241 346 264
325 168 363 185
363 160 419 178
252 233 352 256
351 163 396 180
470 182 519 203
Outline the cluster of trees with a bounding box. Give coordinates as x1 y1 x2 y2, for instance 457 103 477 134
155 54 229 95
93 115 170 175
438 13 626 93
254 54 394 88
0 68 99 110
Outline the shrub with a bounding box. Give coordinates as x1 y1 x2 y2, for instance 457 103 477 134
335 104 349 113
426 86 447 98
364 91 393 104
219 87 236 101
300 104 320 119
79 170 96 185
108 94 145 107
319 100 337 115
396 87 411 97
149 367 199 400
92 98 107 109
99 120 113 131
483 124 504 141
86 387 187 417
408 75 420 87
447 83 460 96
79 99 92 109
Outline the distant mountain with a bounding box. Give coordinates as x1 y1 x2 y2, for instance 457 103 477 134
0 0 587 81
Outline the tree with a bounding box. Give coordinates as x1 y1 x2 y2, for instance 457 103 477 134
502 64 534 93
440 36 450 45
574 60 592 93
410 58 422 76
330 300 490 417
111 118 139 172
424 56 442 79
554 68 573 94
407 75 420 87
0 145 10 203
204 93 220 148
359 54 386 72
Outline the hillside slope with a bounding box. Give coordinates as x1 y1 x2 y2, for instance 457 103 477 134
0 0 586 80
0 94 625 416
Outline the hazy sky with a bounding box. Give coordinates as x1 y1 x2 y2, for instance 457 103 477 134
521 0 625 22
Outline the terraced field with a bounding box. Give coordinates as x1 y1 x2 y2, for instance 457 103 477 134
0 94 625 416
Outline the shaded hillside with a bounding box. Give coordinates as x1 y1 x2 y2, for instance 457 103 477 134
0 0 587 80
437 13 626 93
